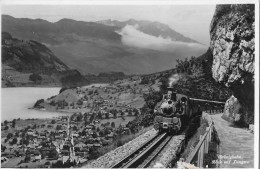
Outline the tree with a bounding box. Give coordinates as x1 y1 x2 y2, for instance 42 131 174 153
111 122 115 128
128 109 132 116
89 114 94 122
98 111 102 119
1 145 6 152
4 120 8 126
29 73 42 83
94 90 98 94
12 119 16 128
51 160 64 168
104 128 111 135
88 90 93 95
56 125 62 130
89 149 101 160
77 100 83 105
49 149 58 159
73 126 78 131
24 155 31 162
113 110 117 119
6 133 13 140
99 130 104 137
32 124 37 129
105 112 109 119
133 108 139 116
51 119 56 124
92 126 96 131
117 140 123 147
77 113 83 122
15 131 20 137
92 132 98 138
45 161 51 165
11 137 18 145
20 138 29 146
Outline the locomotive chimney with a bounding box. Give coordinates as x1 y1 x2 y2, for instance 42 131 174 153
167 87 177 101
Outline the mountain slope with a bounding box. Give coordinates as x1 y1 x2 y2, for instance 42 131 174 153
2 32 87 87
2 32 69 73
138 48 232 102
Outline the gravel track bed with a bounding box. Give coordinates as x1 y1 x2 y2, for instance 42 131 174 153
83 129 157 168
149 134 185 168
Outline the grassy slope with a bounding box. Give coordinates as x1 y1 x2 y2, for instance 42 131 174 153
39 76 159 113
2 68 62 87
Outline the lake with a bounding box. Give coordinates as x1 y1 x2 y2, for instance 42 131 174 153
1 87 73 121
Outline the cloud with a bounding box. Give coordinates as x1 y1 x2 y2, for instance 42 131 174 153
116 25 207 57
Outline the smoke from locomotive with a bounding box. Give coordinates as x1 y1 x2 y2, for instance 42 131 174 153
168 74 180 87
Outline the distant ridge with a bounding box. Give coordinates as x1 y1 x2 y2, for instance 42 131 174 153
97 19 200 44
2 15 205 75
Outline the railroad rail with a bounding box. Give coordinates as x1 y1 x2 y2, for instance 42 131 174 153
111 132 172 168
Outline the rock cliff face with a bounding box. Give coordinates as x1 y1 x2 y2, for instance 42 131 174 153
223 95 242 123
210 4 255 126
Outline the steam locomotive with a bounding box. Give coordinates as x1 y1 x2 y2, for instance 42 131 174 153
153 87 224 134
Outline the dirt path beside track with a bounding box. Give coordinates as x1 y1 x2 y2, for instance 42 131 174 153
210 114 254 168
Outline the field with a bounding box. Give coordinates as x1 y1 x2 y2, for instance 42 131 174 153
2 67 60 87
1 119 48 138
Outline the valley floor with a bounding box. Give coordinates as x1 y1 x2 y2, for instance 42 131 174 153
210 114 254 168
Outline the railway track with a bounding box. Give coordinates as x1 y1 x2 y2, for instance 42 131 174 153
111 132 173 168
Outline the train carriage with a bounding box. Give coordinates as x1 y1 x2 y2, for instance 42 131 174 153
153 87 225 135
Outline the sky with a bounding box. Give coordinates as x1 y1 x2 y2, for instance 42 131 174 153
1 4 216 45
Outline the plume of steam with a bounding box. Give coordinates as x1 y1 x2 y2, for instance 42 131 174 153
169 74 180 87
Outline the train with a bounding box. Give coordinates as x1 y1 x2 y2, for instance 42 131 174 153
153 87 225 134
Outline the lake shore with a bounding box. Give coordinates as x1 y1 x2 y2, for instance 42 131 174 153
1 83 109 122
1 87 61 121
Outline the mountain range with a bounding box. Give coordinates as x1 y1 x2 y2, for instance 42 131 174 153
97 19 199 43
2 15 206 75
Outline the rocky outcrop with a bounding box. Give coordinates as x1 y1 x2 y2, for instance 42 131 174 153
210 4 255 126
222 95 243 124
